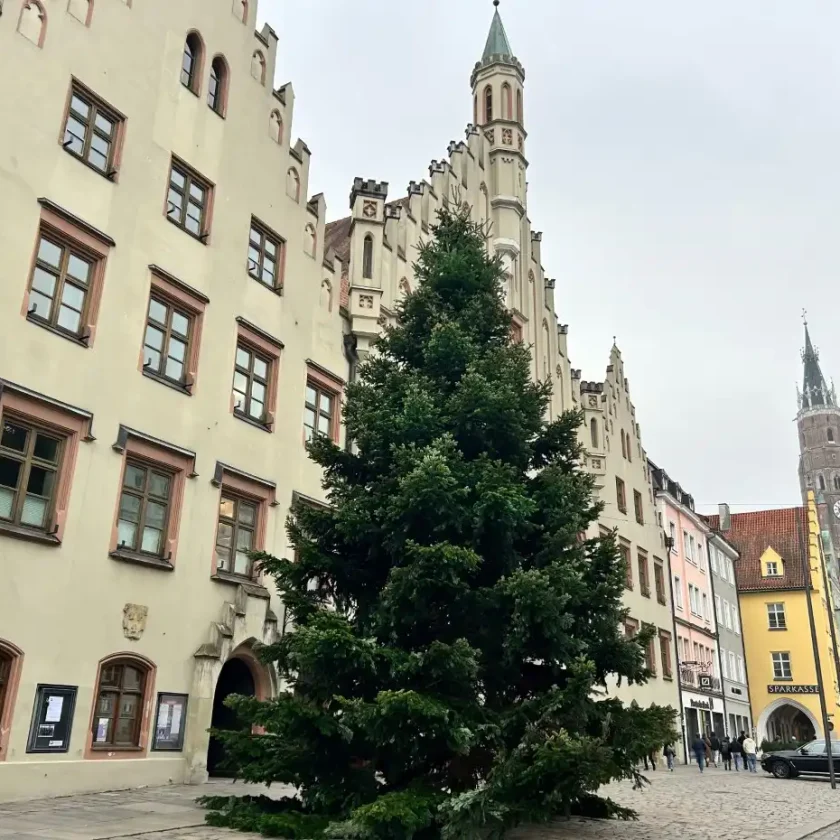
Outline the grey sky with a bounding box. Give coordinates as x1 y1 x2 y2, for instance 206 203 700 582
260 0 840 514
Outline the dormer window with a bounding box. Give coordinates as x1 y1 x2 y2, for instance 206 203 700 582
765 560 781 577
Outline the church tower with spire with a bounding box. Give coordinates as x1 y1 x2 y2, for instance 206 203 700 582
796 319 840 617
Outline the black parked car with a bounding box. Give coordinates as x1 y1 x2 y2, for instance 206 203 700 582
762 739 840 778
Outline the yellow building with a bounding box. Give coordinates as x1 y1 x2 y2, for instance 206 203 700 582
711 495 840 744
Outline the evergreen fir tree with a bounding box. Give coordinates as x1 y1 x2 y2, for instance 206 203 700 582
204 207 676 839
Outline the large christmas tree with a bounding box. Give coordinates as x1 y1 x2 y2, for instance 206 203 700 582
204 208 675 839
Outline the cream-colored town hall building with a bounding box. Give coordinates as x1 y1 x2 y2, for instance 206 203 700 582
0 0 676 799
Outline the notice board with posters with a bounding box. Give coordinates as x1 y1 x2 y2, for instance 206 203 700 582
26 684 77 753
152 692 188 751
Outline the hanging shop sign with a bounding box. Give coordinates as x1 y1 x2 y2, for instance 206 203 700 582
26 684 77 753
767 685 819 695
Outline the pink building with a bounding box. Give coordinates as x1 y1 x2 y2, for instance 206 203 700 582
652 465 725 761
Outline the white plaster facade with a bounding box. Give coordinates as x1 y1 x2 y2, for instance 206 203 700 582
0 0 347 799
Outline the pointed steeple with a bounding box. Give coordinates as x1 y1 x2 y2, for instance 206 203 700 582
482 1 514 61
799 316 837 410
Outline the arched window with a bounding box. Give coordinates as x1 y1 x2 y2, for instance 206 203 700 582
362 235 374 280
233 0 248 22
621 429 627 459
17 0 47 47
251 50 266 85
627 433 632 462
181 31 204 93
829 428 835 442
321 279 333 311
208 56 229 116
269 110 283 144
502 83 512 119
516 89 523 123
820 474 827 491
834 475 840 491
484 85 493 123
304 224 317 258
91 656 154 750
0 640 23 761
286 168 300 202
473 94 478 124
67 0 93 26
541 321 550 379
590 418 599 449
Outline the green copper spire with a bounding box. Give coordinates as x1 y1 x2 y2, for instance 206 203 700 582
799 315 837 410
482 1 514 61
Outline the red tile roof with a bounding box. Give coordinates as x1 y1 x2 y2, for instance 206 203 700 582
706 507 808 592
324 216 352 265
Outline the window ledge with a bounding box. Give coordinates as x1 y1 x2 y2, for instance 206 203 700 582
110 550 174 571
142 368 192 396
26 315 89 348
657 596 667 606
663 674 674 681
211 571 270 598
233 410 272 433
769 626 788 632
63 146 117 182
91 744 144 752
248 272 284 297
0 521 61 546
773 677 793 682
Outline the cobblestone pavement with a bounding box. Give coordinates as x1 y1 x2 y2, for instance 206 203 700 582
3 767 840 840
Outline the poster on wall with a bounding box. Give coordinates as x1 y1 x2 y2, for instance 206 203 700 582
152 693 188 751
26 685 77 753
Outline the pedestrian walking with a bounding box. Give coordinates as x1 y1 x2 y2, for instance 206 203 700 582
710 732 721 767
703 733 712 765
721 736 732 771
743 734 758 773
664 742 676 772
730 733 743 771
692 734 706 772
643 749 657 771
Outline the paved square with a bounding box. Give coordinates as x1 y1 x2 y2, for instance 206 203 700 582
2 767 840 840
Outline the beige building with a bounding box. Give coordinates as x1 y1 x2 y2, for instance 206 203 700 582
578 347 681 713
0 0 348 799
0 0 672 800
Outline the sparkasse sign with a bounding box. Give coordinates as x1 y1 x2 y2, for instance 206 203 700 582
767 685 819 695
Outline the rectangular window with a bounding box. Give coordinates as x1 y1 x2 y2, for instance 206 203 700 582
248 219 284 292
723 600 732 629
772 651 792 680
693 641 701 662
673 576 683 610
714 594 721 623
166 159 212 239
233 344 271 424
214 494 258 578
654 560 666 604
669 521 677 551
767 602 787 630
766 560 779 576
62 82 123 176
620 541 632 590
633 489 644 524
738 656 746 683
721 649 728 679
710 546 718 574
638 549 650 597
616 477 627 514
624 616 639 638
702 592 709 621
116 462 171 557
0 419 62 532
684 530 691 562
304 381 336 442
142 297 192 386
732 607 741 635
688 584 696 615
93 662 147 749
659 630 672 678
729 651 737 680
27 234 96 338
643 624 657 675
689 534 696 563
698 542 706 571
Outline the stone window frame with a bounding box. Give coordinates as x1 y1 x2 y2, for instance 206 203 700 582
164 156 215 244
659 629 673 679
637 548 650 599
210 462 277 586
139 266 208 396
0 639 24 762
615 476 627 514
180 30 205 96
619 539 632 590
247 217 286 294
109 426 197 572
59 78 126 181
85 652 156 760
17 0 48 49
304 361 344 445
21 200 114 348
0 382 93 545
207 55 230 118
231 319 283 433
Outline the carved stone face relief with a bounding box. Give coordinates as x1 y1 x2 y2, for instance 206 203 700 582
122 603 148 641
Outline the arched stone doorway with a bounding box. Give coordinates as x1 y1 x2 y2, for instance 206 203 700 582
758 699 819 745
207 657 256 777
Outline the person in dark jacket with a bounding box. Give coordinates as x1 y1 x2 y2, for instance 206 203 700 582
730 733 743 771
663 742 676 772
710 733 722 767
692 735 707 772
720 736 732 770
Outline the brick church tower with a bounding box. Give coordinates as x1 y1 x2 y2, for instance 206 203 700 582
797 319 840 621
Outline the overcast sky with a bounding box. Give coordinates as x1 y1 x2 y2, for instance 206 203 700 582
260 0 840 514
